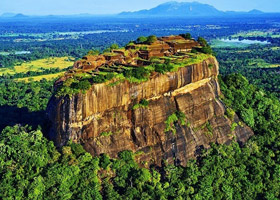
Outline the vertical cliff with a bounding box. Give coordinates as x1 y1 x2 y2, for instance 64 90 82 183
47 56 253 166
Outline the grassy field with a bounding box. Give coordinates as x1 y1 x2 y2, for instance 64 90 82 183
248 58 280 68
16 72 65 82
0 57 74 76
271 47 280 50
210 39 251 48
231 31 280 38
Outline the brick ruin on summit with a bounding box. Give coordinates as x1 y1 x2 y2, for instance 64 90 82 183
73 35 200 72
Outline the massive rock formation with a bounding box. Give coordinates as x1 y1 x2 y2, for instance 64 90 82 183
47 54 253 166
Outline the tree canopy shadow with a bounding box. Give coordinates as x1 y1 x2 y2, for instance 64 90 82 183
0 106 49 134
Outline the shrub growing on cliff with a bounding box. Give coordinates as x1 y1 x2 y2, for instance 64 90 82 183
197 36 215 55
180 33 192 39
100 131 113 137
165 113 178 134
146 35 157 44
133 99 149 110
165 111 186 134
154 62 173 74
125 41 135 47
110 43 119 50
201 45 215 55
72 80 91 92
134 67 149 79
123 67 150 81
176 111 187 126
87 49 100 56
56 78 91 97
136 36 148 44
226 108 235 121
55 72 117 97
135 35 156 44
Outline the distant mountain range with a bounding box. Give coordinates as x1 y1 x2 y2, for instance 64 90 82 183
0 13 29 18
119 1 265 17
0 1 273 19
0 12 107 19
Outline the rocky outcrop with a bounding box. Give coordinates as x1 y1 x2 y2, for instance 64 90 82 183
47 56 253 166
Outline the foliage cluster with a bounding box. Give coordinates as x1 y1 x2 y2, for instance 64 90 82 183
87 49 100 56
55 73 115 97
165 111 186 135
56 65 152 97
0 79 53 112
219 73 280 132
136 35 157 45
154 60 173 74
103 44 120 53
133 99 149 110
100 131 113 137
123 66 150 80
0 125 102 200
197 36 215 55
0 79 54 131
179 33 192 40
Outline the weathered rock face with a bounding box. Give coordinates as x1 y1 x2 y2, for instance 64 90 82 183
47 57 253 166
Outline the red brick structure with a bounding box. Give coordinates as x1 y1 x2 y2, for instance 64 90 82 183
73 35 200 71
159 35 200 53
73 55 106 71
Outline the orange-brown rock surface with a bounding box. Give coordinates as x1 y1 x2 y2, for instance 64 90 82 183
47 56 253 166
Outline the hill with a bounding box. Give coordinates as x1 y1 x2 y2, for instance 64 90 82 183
47 35 253 166
0 13 28 18
0 13 17 18
119 1 265 17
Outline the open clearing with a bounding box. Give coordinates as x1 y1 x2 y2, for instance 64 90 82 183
0 56 74 76
16 72 65 82
231 31 280 38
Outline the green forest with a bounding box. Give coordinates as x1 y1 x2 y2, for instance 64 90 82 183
1 74 280 199
1 15 280 200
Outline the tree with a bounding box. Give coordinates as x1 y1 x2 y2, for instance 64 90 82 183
240 108 255 128
0 125 103 200
87 49 99 56
146 35 157 44
185 33 192 39
197 37 208 47
110 43 119 50
136 36 148 44
180 33 192 40
197 37 215 55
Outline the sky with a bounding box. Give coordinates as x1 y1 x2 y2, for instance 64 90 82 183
0 0 280 15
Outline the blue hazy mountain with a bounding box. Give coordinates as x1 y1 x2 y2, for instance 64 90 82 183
1 13 18 17
120 1 265 17
0 1 267 19
13 14 29 18
0 13 29 18
248 9 264 14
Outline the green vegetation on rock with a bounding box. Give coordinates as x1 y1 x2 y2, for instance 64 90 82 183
165 111 186 134
197 37 215 55
100 131 113 137
133 99 149 110
226 108 235 121
180 33 192 40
